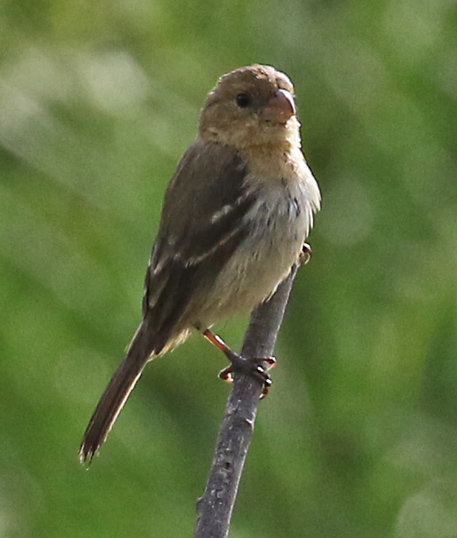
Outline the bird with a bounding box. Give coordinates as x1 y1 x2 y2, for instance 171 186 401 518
79 64 321 463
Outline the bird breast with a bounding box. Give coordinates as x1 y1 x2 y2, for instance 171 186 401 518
194 166 316 326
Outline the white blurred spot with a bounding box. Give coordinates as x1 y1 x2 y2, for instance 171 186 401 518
76 50 150 112
395 478 457 538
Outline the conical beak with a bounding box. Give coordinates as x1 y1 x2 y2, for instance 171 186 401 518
263 89 296 125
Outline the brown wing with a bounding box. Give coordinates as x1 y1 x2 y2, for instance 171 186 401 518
80 140 257 462
142 139 257 353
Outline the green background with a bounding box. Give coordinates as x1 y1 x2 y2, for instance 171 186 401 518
1 1 457 537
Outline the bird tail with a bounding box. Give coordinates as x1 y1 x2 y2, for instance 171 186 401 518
79 323 155 463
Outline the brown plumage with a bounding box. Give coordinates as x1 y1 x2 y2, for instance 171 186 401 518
79 64 320 462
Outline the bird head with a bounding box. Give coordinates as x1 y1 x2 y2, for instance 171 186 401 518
199 64 300 150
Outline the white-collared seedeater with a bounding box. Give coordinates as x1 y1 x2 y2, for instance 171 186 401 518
80 64 321 462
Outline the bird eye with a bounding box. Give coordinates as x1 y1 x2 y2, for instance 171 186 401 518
235 93 252 108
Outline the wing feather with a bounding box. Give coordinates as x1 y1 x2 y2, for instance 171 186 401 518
142 140 257 353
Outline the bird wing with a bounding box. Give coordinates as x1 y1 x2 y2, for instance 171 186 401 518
143 139 257 353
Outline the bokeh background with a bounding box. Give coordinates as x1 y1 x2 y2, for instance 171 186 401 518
1 0 457 537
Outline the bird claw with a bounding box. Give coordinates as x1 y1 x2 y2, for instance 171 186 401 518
219 354 276 397
202 328 276 397
299 243 313 265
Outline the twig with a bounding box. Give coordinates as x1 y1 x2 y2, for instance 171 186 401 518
194 263 300 538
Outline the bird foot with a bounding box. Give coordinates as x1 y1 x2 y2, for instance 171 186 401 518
219 352 276 398
299 242 313 265
202 329 275 397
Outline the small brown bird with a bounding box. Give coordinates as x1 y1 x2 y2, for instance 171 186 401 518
79 64 320 462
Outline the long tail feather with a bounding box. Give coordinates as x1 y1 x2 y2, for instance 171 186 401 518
79 325 154 463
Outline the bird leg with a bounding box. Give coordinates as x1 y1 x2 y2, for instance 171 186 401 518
202 329 276 397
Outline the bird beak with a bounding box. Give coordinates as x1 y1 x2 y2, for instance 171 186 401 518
263 89 296 125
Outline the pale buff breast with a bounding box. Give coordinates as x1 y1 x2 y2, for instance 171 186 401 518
193 161 319 328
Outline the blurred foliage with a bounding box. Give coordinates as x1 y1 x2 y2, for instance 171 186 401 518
1 0 457 537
